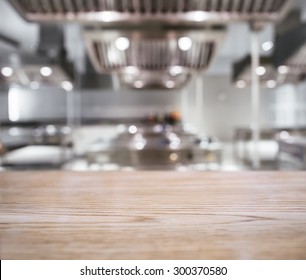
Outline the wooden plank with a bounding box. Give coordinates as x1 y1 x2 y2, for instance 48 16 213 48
0 172 306 259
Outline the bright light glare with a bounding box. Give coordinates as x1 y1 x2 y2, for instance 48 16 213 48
170 66 183 76
193 11 206 22
40 67 53 77
61 81 73 91
1 67 14 77
134 80 144 89
46 125 57 135
8 88 20 122
135 141 146 150
101 11 116 22
262 41 274 52
178 37 192 51
169 153 178 161
256 66 266 76
9 127 19 136
236 80 246 88
266 80 276 89
278 65 289 74
280 131 290 139
128 125 137 134
125 66 139 75
166 80 175 88
115 37 130 51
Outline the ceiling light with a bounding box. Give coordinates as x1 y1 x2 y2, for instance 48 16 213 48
128 125 137 134
115 37 130 51
178 37 192 51
266 80 276 89
40 67 53 77
278 65 289 74
236 80 246 88
1 67 14 77
170 66 183 76
125 66 139 75
262 41 274 52
193 11 207 22
134 80 144 89
61 81 73 91
101 11 116 22
256 66 266 76
166 80 175 89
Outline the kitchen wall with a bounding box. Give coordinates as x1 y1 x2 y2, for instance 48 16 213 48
0 94 8 119
2 76 306 141
179 75 294 140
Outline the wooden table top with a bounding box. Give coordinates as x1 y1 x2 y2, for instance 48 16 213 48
1 171 306 260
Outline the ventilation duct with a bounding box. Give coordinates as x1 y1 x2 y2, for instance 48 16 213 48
0 25 74 89
233 55 301 88
9 0 291 25
0 63 73 89
117 69 192 90
274 23 306 74
83 28 224 89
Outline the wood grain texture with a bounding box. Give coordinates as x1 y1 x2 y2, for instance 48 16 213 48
0 171 306 260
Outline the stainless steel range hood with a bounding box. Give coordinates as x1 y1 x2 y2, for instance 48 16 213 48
274 22 306 74
83 28 224 89
0 25 74 89
118 69 191 90
0 62 73 89
9 0 291 24
233 55 301 88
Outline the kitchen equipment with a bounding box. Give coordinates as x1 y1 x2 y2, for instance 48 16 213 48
274 22 306 77
277 136 306 170
86 124 222 170
0 124 72 169
233 55 300 88
0 64 73 89
234 127 306 169
9 0 291 24
83 28 224 89
117 69 191 90
0 25 74 89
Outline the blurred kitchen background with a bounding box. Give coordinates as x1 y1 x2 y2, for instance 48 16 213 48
1 0 306 171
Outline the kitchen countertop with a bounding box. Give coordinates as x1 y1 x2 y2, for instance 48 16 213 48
0 172 306 260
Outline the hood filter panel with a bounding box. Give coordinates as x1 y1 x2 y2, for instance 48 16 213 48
236 65 300 87
83 29 224 89
84 30 223 74
0 64 73 89
89 40 215 73
233 56 301 88
118 70 192 90
10 0 290 23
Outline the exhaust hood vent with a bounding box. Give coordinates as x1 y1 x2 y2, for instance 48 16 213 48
0 63 73 90
233 55 300 88
83 29 224 89
274 23 306 74
0 26 74 90
10 0 291 24
118 69 192 90
84 29 224 74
